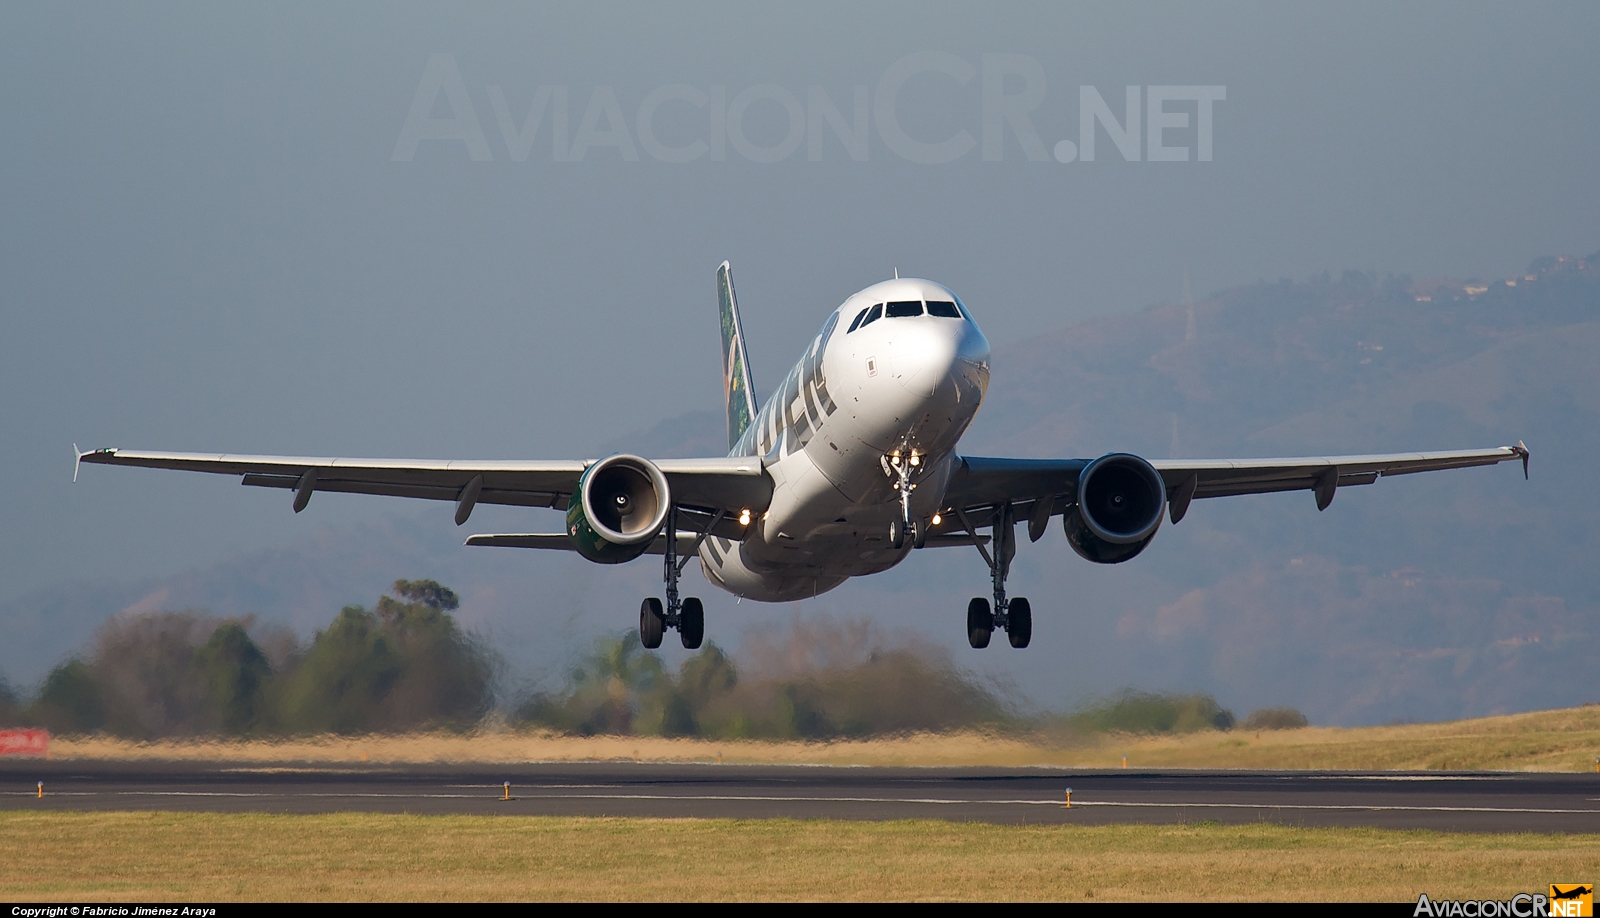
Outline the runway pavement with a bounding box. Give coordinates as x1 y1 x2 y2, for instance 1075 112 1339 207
3 761 1598 832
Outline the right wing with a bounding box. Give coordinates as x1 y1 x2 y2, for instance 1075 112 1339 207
937 444 1528 536
1150 446 1527 520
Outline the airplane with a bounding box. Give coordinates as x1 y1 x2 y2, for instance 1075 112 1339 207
77 263 1530 651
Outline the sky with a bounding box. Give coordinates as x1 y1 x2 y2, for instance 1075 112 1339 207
3 2 1598 599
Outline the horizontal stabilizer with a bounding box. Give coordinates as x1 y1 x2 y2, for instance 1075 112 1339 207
466 532 707 556
918 533 991 549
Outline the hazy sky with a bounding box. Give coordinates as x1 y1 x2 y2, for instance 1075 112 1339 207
3 2 1598 597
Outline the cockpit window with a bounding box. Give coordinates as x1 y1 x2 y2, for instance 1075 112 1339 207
925 300 961 318
952 295 973 320
846 306 871 333
858 303 883 327
885 300 923 318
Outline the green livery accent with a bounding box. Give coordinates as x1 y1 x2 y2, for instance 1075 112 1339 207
564 466 655 565
718 262 758 452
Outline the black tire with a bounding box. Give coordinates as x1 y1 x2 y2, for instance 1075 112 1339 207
889 518 906 550
966 597 993 649
639 597 665 649
680 597 705 650
912 519 927 549
1008 597 1032 648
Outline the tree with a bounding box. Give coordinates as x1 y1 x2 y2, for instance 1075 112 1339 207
193 622 273 734
274 605 404 734
88 612 215 738
274 581 492 734
386 579 459 612
31 659 105 733
517 632 671 735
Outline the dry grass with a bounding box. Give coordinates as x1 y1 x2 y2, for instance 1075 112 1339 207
0 812 1594 901
41 705 1600 771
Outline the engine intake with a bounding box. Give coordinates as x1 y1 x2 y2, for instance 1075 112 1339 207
566 454 671 564
1063 453 1166 564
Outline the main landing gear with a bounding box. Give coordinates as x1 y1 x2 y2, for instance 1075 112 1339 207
640 505 720 651
956 503 1031 649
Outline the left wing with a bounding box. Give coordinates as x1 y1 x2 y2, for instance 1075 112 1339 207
937 444 1528 537
75 448 769 537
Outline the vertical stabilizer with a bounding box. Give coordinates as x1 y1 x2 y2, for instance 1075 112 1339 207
717 262 758 450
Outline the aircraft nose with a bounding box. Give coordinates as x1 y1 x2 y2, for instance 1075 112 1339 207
888 320 965 397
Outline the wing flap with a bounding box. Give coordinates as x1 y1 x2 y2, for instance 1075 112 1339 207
240 474 566 508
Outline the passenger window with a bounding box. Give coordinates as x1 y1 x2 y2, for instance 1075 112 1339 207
926 300 961 318
859 303 883 327
885 300 923 318
846 306 871 333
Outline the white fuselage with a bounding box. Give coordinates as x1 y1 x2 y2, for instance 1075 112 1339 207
699 278 991 601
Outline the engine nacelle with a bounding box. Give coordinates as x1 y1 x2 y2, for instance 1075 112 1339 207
1063 452 1166 564
565 454 671 564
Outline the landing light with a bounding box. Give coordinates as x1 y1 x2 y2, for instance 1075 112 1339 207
909 455 920 467
738 508 751 526
931 513 942 526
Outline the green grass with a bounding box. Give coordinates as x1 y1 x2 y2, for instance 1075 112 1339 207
1 812 1595 901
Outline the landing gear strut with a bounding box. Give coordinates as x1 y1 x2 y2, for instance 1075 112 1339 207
640 505 722 650
884 448 926 550
955 503 1031 649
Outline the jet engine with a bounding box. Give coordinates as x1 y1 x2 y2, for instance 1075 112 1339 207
1063 453 1167 564
565 454 671 564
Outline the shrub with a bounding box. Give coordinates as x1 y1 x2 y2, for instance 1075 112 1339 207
1065 690 1236 734
1243 707 1310 730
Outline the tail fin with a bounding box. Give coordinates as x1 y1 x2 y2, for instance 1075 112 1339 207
717 261 758 450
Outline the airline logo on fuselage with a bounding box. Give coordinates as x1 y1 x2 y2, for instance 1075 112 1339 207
734 310 840 460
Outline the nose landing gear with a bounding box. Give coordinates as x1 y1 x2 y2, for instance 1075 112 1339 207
955 503 1032 649
884 448 928 550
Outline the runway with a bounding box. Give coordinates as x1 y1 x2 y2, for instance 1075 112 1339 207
4 761 1598 832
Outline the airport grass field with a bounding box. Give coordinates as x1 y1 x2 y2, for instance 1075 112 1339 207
1 811 1596 902
9 706 1598 901
43 704 1600 772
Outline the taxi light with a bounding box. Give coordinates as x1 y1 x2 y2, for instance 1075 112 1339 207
931 513 942 526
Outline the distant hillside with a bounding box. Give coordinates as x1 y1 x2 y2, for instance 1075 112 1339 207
955 249 1600 723
6 250 1597 725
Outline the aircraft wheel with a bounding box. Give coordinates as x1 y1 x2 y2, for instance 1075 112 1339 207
889 519 906 550
966 597 993 649
680 597 705 650
639 597 665 649
912 519 928 549
1007 597 1032 649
